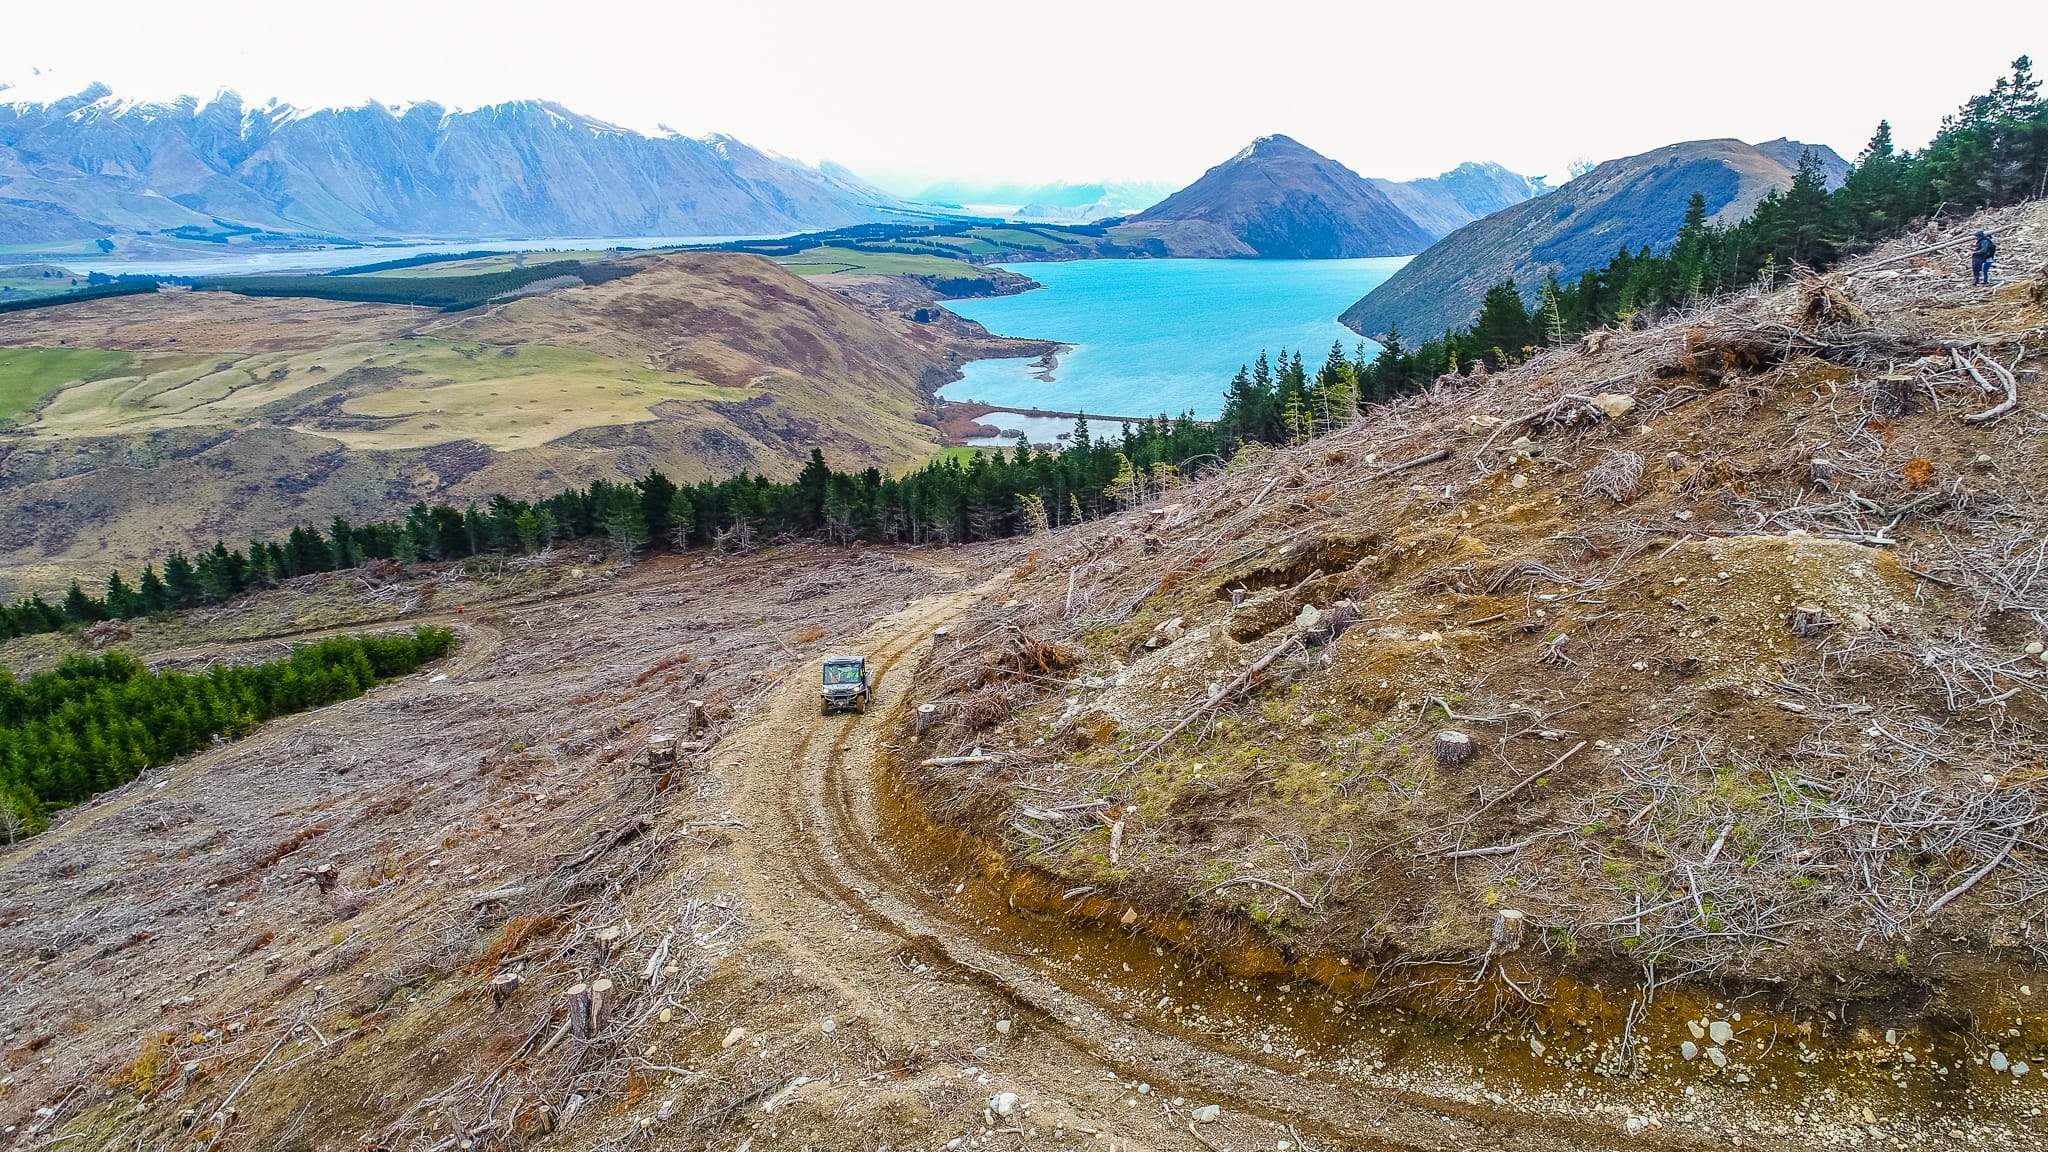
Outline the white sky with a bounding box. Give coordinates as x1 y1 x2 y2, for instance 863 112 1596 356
3 1 2039 193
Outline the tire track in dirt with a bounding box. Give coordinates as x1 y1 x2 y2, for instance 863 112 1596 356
711 586 1652 1151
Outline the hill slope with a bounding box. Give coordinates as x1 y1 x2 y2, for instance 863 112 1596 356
0 253 1019 588
1342 137 1848 338
0 85 903 241
1124 135 1438 257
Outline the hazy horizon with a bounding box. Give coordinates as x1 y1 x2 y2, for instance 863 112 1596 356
3 1 2037 194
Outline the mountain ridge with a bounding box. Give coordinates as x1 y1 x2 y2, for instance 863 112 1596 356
0 84 908 242
1119 136 1543 258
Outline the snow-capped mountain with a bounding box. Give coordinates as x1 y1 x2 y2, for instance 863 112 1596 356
0 82 905 242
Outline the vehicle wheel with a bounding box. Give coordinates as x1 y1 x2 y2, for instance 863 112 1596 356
821 701 832 716
856 694 869 715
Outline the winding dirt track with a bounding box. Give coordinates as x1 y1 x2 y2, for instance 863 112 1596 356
708 585 1654 1151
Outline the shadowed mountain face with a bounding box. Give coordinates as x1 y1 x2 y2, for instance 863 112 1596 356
0 86 903 241
1126 135 1440 258
1341 137 1849 339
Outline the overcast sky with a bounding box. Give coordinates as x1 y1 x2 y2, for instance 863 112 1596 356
3 1 2038 193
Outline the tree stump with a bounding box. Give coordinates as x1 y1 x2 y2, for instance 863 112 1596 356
303 864 337 894
488 971 521 1012
588 978 614 1033
915 703 939 736
1328 599 1363 641
564 982 592 1040
1788 605 1831 637
684 701 707 733
1806 458 1835 487
593 925 625 968
932 625 952 650
1229 587 1247 609
1489 908 1527 956
645 734 676 772
1666 452 1685 472
1431 731 1475 768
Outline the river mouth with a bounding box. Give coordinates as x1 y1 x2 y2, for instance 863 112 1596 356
866 749 2048 1141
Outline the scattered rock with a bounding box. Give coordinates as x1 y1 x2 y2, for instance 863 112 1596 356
1591 392 1637 420
988 1092 1019 1117
994 1019 1012 1036
1708 1020 1734 1046
1681 1041 1699 1061
721 1027 746 1049
820 1018 835 1034
1991 1051 2010 1073
1529 1037 1546 1057
1705 1047 1728 1068
2014 1060 2032 1076
1192 1104 1221 1123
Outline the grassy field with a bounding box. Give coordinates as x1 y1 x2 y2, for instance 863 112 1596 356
0 347 135 422
0 263 84 302
20 337 749 450
350 251 623 278
772 246 983 278
320 340 749 449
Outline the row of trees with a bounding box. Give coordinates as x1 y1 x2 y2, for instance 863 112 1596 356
1 417 1228 640
1359 56 2047 396
0 627 454 839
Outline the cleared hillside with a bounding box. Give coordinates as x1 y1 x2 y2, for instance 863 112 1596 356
890 204 2048 1145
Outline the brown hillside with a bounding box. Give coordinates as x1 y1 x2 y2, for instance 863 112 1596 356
899 203 2048 1086
0 253 1017 595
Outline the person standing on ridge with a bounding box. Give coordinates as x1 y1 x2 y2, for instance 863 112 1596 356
1971 230 1996 286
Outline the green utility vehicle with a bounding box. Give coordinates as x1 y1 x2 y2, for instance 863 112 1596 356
821 655 871 715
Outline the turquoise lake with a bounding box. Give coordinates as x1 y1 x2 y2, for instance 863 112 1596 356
938 257 1405 423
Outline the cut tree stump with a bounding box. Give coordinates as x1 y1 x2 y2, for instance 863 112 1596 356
303 864 337 894
588 978 614 1033
488 971 521 1012
565 983 592 1040
915 703 939 736
683 701 707 733
593 925 625 967
645 734 676 772
1489 908 1527 956
932 625 952 650
1789 605 1832 637
1431 730 1475 767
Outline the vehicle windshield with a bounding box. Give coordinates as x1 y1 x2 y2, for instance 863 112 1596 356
823 662 863 684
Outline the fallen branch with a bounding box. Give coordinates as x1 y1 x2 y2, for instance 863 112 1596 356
1960 349 2021 424
1123 635 1303 769
1367 448 1450 479
1441 839 1532 859
1923 829 2021 920
1203 875 1318 910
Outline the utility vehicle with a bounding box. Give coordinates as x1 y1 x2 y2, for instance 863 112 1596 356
821 655 871 715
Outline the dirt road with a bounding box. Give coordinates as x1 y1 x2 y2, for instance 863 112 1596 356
698 584 1660 1151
